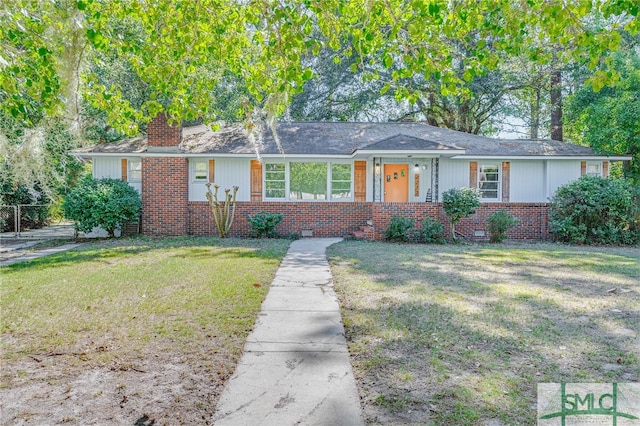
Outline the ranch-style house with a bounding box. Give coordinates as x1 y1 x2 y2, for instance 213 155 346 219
71 114 630 240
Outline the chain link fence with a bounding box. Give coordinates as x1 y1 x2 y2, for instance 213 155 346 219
0 205 18 235
0 204 76 239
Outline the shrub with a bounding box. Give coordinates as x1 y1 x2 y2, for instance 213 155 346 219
62 177 141 237
384 215 414 242
247 211 283 238
549 176 639 245
486 210 518 243
416 217 446 244
442 187 480 241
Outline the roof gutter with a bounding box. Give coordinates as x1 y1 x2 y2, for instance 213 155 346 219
450 155 633 161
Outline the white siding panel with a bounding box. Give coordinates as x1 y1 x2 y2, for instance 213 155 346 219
92 157 121 179
366 160 373 202
189 158 252 202
92 157 141 193
547 160 581 199
510 160 545 202
438 159 469 198
216 158 251 201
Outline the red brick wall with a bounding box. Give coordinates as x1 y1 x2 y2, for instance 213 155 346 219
455 203 549 240
371 203 443 241
142 157 189 235
148 113 181 147
371 203 549 240
188 202 371 237
183 201 549 240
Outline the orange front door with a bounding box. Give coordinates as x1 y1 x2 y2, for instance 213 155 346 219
384 164 409 202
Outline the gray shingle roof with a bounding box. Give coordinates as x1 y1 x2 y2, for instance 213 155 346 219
359 134 458 151
73 121 599 157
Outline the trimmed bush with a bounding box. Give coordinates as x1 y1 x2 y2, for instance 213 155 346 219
247 210 283 238
62 177 141 237
442 187 480 241
384 215 414 242
487 210 518 243
416 217 446 244
549 176 639 245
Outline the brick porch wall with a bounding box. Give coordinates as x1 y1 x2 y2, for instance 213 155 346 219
189 202 371 237
184 201 549 240
371 203 549 240
456 203 549 240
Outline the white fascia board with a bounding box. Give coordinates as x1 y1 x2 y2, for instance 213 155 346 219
257 153 354 159
74 152 356 160
450 155 632 161
71 152 145 158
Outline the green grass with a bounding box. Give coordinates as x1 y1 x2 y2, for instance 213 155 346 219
328 241 640 425
1 236 289 370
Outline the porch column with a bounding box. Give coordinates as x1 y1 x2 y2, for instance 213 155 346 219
373 158 382 202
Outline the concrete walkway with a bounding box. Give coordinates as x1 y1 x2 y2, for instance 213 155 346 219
213 238 364 426
0 242 82 267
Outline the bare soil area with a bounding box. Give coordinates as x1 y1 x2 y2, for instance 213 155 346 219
1 347 229 425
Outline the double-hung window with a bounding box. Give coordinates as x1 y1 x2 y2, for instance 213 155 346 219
478 164 500 200
265 163 286 198
128 160 142 182
586 162 601 176
192 160 209 182
331 164 352 199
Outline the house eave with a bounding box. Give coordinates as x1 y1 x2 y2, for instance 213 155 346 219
73 150 468 159
71 151 359 159
450 155 633 161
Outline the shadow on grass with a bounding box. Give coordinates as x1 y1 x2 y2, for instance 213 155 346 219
3 236 291 271
329 241 639 425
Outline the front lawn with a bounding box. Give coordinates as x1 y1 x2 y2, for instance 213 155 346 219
328 241 640 425
1 237 290 425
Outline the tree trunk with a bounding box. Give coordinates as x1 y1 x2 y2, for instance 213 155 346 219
530 88 540 139
550 68 563 141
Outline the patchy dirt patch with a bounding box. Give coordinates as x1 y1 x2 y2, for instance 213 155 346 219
1 346 229 425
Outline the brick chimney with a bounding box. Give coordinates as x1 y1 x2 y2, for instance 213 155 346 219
147 113 182 148
142 112 189 236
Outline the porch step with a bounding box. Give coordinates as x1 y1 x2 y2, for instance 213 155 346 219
350 223 375 240
351 230 366 239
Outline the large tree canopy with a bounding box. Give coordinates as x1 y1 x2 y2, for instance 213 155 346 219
2 0 638 134
565 48 640 181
